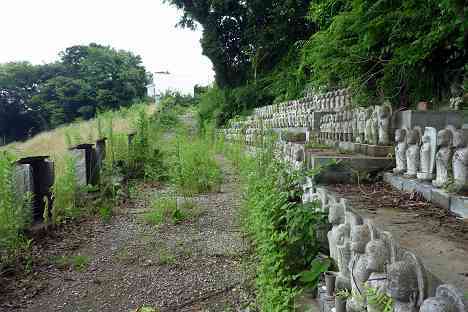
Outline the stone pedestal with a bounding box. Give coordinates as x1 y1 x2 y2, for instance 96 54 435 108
69 143 99 186
365 144 393 157
16 156 54 222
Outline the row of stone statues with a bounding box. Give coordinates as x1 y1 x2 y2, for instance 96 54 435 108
254 88 352 119
319 104 392 146
394 126 468 193
302 185 466 312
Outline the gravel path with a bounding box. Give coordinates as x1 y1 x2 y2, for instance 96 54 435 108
0 157 255 312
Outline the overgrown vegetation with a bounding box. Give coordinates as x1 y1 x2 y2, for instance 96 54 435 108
143 196 200 225
168 0 466 127
224 135 328 311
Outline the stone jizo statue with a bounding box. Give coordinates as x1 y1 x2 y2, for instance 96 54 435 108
378 104 392 145
452 129 468 193
419 284 466 312
405 128 421 178
433 128 454 188
417 127 437 181
386 252 425 312
394 129 408 175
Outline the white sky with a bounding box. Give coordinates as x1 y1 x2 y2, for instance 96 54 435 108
0 0 214 94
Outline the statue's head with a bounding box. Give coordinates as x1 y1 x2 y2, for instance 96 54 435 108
350 225 371 254
407 129 420 145
422 134 430 144
395 129 406 143
420 297 456 312
365 239 390 272
437 129 453 147
386 261 418 302
335 223 351 246
328 201 343 225
453 130 467 149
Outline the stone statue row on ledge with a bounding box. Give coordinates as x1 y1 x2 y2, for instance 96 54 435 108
254 88 351 119
301 183 466 312
319 104 392 146
394 126 468 194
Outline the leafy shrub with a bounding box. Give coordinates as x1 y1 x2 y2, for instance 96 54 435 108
0 152 32 264
227 136 327 311
52 154 78 223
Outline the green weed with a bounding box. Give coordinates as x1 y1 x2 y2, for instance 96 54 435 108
52 254 90 272
144 196 201 225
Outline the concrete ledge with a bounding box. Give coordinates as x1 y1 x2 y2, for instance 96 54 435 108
383 172 468 219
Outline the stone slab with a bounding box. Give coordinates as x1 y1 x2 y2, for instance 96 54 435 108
432 188 451 210
364 144 393 157
393 110 463 131
450 197 468 219
305 153 394 184
384 173 468 219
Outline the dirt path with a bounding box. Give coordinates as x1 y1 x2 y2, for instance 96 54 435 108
1 157 255 312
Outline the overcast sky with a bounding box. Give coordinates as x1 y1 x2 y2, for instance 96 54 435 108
0 0 214 94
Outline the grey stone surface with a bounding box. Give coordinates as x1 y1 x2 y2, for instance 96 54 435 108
431 189 450 210
384 172 404 189
420 284 466 312
415 182 433 202
15 164 34 198
450 197 468 219
402 178 418 193
394 110 463 131
417 127 437 181
70 149 87 187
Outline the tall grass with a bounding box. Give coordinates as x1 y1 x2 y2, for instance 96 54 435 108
0 152 32 266
167 127 222 195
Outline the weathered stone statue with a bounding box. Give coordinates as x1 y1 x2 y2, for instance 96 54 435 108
433 128 454 188
405 128 421 178
417 127 437 181
352 110 359 143
347 224 371 312
452 129 468 193
358 109 366 143
327 198 346 261
387 251 426 312
419 284 466 312
394 129 408 175
365 108 375 144
378 104 392 145
366 231 396 312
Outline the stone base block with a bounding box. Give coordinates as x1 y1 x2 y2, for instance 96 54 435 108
450 197 468 219
416 172 434 181
384 173 468 219
364 144 393 157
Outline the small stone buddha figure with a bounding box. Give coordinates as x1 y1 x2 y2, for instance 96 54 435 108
345 111 352 142
452 129 468 193
394 129 408 175
347 224 372 312
358 109 366 143
370 107 379 145
365 107 375 144
405 129 421 178
433 128 454 188
378 104 392 145
419 284 465 312
327 198 346 262
352 110 359 143
417 128 437 181
365 234 394 312
387 252 425 312
335 223 352 291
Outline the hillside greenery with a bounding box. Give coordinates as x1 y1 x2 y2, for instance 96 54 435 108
0 43 151 144
166 0 466 125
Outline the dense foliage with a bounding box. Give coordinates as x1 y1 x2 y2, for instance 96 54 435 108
168 0 466 125
0 44 151 144
224 136 328 310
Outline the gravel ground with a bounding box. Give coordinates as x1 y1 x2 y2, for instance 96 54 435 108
0 157 255 312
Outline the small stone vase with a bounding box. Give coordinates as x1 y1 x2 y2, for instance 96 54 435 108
335 296 347 312
324 271 336 296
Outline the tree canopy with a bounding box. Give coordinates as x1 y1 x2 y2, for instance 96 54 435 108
0 44 151 144
167 0 466 125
